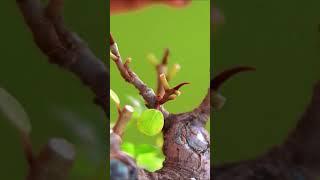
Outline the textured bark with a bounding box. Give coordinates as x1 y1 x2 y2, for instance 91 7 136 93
214 81 320 180
111 98 211 180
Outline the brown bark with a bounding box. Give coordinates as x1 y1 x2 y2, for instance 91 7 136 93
214 79 320 179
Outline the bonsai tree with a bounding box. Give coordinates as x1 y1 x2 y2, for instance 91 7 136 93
109 33 211 179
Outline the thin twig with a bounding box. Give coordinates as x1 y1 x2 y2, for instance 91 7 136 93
110 34 158 108
112 105 134 137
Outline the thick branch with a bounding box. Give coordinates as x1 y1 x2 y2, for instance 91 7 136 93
27 138 75 180
16 0 108 115
214 81 320 179
283 81 320 172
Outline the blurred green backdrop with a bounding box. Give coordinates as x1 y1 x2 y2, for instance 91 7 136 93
214 0 320 166
0 1 106 179
110 1 210 170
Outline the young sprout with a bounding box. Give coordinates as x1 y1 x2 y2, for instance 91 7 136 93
110 89 121 113
147 53 159 66
113 105 134 137
167 63 181 81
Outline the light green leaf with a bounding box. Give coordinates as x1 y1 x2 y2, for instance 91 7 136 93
137 109 164 136
110 89 120 106
0 88 31 134
135 144 159 156
121 142 135 158
136 153 164 172
155 135 164 148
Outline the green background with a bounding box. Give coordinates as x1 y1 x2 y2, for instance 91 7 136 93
213 1 320 166
0 1 106 179
110 0 210 168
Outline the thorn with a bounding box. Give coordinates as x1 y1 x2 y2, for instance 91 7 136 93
173 82 190 91
211 66 255 91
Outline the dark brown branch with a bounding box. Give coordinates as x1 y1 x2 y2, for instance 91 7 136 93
27 138 75 180
214 81 320 179
16 0 108 115
20 132 35 166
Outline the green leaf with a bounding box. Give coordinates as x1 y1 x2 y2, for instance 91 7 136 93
110 89 120 106
0 88 31 134
121 142 135 158
136 153 164 172
137 109 164 136
135 144 159 156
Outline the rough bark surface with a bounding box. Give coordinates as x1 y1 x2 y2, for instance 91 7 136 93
214 81 320 180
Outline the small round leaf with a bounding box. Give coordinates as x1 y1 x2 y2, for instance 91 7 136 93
0 88 31 134
137 109 164 136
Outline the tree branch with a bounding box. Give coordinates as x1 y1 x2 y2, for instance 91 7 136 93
16 0 108 116
110 34 158 108
214 79 320 179
112 105 134 137
27 138 75 180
